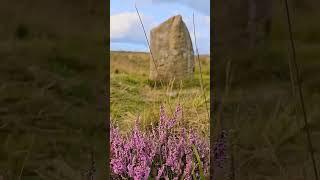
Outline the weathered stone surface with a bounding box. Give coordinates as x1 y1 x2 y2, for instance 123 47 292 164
149 15 194 81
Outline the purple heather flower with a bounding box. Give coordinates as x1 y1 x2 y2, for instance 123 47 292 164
213 130 228 168
110 105 213 179
156 165 165 180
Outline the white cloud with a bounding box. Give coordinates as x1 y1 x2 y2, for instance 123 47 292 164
110 11 210 54
110 12 156 44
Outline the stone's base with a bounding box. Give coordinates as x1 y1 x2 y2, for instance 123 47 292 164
149 73 194 82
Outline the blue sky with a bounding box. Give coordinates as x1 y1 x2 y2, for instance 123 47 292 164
110 0 210 55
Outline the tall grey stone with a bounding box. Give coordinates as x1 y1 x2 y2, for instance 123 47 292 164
149 15 194 81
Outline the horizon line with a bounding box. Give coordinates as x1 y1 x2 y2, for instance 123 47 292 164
110 50 210 56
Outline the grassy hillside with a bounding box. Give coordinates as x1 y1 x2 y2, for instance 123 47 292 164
110 51 210 136
213 2 320 179
0 0 107 179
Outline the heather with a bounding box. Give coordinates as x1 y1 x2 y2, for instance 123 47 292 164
110 13 320 178
110 105 213 179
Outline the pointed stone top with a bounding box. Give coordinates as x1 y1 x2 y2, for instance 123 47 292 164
167 14 183 23
172 14 182 19
152 15 185 33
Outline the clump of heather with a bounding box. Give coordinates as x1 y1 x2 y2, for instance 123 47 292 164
213 130 228 169
110 105 223 179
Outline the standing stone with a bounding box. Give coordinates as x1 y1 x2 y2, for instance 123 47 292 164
149 15 194 81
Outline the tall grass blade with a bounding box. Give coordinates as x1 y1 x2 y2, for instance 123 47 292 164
18 134 35 180
134 3 174 114
192 12 210 121
283 0 319 179
192 144 205 180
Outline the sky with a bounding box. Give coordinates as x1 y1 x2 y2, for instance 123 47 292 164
110 0 210 55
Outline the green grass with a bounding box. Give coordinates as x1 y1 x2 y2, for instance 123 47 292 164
2 0 320 179
211 4 320 179
0 35 107 179
1 1 127 179
110 51 210 135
